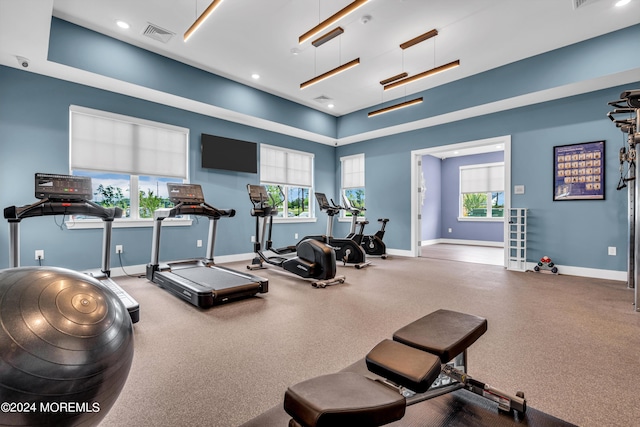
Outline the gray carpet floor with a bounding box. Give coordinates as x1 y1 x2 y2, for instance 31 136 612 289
100 256 640 427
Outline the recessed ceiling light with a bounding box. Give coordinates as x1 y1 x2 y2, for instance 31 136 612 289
615 0 631 6
496 145 503 149
327 104 335 109
251 73 260 80
454 151 459 155
116 20 130 29
290 47 301 55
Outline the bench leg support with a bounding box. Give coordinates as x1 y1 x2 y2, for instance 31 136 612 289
442 364 527 415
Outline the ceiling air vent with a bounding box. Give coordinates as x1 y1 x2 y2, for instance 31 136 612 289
142 23 174 43
573 0 603 9
313 95 333 104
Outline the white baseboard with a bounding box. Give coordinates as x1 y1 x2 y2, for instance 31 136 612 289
524 262 626 282
421 238 503 248
109 251 626 282
386 248 413 257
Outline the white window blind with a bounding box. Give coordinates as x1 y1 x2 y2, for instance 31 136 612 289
260 144 313 187
341 154 365 189
460 162 504 193
70 106 189 179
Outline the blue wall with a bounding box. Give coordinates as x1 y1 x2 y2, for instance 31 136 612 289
48 18 337 139
439 151 504 243
335 86 633 270
337 24 640 138
1 19 638 274
0 66 335 271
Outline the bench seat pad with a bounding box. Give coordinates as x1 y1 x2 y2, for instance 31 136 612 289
366 339 442 393
393 309 487 363
284 372 405 427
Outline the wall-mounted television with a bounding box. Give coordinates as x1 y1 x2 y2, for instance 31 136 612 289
201 133 257 173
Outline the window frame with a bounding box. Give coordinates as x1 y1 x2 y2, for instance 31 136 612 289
67 106 190 229
260 144 316 223
458 162 505 222
340 153 365 221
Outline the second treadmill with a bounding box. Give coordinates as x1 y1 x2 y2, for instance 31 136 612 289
146 183 268 308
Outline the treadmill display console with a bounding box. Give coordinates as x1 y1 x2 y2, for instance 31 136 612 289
168 183 205 204
35 173 93 201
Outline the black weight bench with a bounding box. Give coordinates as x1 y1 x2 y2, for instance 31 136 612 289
284 309 526 427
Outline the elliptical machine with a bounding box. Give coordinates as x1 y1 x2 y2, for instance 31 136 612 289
247 185 345 288
306 193 370 269
342 195 389 259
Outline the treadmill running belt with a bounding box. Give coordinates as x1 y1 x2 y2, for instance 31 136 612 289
173 266 258 290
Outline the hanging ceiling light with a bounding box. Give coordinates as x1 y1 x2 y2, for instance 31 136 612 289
299 0 369 44
368 97 423 118
384 60 460 91
379 72 408 86
312 27 345 48
400 29 438 50
300 58 360 89
184 0 224 42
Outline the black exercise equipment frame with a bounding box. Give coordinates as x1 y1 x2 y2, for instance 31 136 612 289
147 183 268 308
4 173 140 323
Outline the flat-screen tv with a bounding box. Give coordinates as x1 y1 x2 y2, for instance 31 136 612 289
201 133 257 173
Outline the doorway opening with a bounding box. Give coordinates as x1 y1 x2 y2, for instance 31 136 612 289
410 135 512 267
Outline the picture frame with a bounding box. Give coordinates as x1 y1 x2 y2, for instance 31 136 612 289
553 140 605 201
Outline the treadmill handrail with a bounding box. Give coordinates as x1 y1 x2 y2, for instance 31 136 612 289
4 198 122 222
161 201 235 220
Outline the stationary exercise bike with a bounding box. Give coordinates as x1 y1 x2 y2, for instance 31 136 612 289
342 195 389 259
247 185 345 288
303 193 370 269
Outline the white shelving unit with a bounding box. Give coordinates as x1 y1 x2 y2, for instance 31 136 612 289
508 208 527 271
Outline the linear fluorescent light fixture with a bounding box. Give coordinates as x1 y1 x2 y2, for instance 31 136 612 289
299 0 369 44
380 72 408 85
384 60 460 91
368 97 423 117
312 27 345 47
400 29 438 50
184 0 224 42
300 58 360 89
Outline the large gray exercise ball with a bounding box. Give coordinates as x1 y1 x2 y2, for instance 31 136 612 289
0 266 134 426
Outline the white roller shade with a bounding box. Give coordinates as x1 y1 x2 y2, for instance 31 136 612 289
460 163 504 193
341 154 365 189
70 106 188 179
260 144 313 187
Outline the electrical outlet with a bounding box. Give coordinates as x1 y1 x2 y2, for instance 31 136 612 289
251 236 256 243
295 233 299 239
448 228 452 233
116 245 123 254
608 246 616 256
197 240 203 248
35 250 44 260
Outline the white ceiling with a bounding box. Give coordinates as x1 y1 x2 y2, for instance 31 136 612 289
39 0 640 117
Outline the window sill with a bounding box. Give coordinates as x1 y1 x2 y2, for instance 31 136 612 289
65 218 193 229
272 217 317 224
338 216 365 223
457 217 504 222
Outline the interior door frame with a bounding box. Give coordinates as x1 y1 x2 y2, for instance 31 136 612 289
410 135 512 266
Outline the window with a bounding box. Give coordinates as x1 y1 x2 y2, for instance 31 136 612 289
260 144 314 219
341 154 365 218
69 106 189 224
459 162 504 219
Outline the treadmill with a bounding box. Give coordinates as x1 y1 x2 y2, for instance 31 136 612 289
145 183 268 308
3 173 140 323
